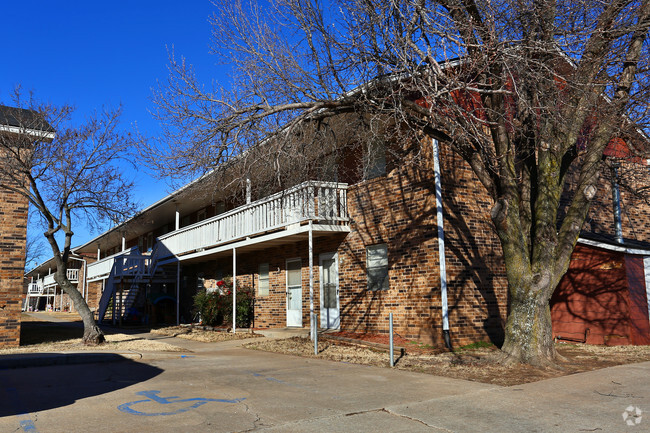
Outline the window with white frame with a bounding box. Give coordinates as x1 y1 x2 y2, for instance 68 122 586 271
367 244 389 291
258 263 269 296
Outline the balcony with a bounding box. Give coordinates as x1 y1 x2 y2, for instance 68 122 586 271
41 269 80 287
156 181 348 261
28 282 42 295
86 181 348 280
86 248 152 282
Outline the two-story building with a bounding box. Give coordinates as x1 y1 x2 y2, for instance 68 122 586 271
27 121 650 347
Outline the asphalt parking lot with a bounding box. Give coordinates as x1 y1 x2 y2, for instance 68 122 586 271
1 335 648 432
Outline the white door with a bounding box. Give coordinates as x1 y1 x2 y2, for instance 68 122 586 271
286 259 302 327
320 253 340 329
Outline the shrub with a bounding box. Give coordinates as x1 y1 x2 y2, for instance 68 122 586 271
193 281 254 328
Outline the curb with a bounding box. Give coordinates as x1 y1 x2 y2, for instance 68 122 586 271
0 352 139 370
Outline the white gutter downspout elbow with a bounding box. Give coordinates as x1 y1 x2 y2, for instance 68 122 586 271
432 138 452 349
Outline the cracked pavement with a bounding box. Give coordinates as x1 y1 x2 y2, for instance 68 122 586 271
1 337 649 432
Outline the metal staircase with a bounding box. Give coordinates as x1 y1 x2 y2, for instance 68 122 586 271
97 246 160 323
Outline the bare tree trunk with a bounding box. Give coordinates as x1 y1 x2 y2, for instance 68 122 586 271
55 268 105 345
500 288 556 366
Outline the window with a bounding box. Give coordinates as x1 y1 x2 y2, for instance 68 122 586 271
197 209 207 221
181 215 191 227
146 233 154 252
364 139 386 180
215 201 226 215
367 244 389 290
258 263 269 297
287 260 302 288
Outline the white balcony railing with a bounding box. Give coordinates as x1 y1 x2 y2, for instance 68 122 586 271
86 247 152 281
36 268 79 288
67 268 79 282
86 181 348 280
28 282 42 295
157 181 348 259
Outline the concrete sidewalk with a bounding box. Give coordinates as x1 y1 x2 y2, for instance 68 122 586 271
3 318 648 431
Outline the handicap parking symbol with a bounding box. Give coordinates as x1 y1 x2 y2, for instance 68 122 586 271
118 390 245 416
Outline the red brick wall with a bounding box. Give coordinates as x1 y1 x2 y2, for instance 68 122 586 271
0 176 29 348
334 140 508 347
174 139 509 347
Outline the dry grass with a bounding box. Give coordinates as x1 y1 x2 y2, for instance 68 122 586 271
0 333 187 354
244 337 650 386
150 326 263 342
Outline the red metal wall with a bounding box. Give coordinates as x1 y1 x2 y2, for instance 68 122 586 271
551 244 642 345
624 255 650 345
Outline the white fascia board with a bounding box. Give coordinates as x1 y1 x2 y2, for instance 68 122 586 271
578 237 650 256
0 124 56 140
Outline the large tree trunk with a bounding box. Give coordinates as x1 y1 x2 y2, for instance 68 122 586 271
500 288 556 366
55 269 105 345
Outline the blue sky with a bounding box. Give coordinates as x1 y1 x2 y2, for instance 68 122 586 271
1 1 226 254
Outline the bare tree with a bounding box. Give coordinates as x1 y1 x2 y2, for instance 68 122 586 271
0 89 138 344
146 0 650 365
24 227 47 272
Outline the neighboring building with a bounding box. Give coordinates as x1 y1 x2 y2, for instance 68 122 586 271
24 254 91 313
0 105 54 348
27 121 650 347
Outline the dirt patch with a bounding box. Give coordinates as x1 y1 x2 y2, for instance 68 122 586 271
150 326 263 343
0 333 187 354
243 336 650 386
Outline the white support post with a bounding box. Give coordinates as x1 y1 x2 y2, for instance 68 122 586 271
122 235 126 252
232 247 237 333
309 220 314 341
97 247 101 261
175 207 180 230
112 287 117 325
176 262 181 325
246 178 251 204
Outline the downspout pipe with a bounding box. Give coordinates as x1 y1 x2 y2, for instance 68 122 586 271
432 138 452 350
610 162 624 244
68 256 87 308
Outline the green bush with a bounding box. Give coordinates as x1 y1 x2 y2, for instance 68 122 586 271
193 284 254 328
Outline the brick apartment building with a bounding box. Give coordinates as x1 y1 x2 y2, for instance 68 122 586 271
28 124 650 347
0 105 54 348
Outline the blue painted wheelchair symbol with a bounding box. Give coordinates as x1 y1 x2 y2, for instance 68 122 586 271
118 390 245 416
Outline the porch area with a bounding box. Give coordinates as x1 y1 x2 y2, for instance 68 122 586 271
85 181 350 326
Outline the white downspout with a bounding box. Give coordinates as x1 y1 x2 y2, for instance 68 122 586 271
232 247 237 333
309 220 314 341
432 138 452 349
68 256 87 307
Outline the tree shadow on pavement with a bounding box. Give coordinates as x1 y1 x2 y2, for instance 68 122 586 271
0 355 163 417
